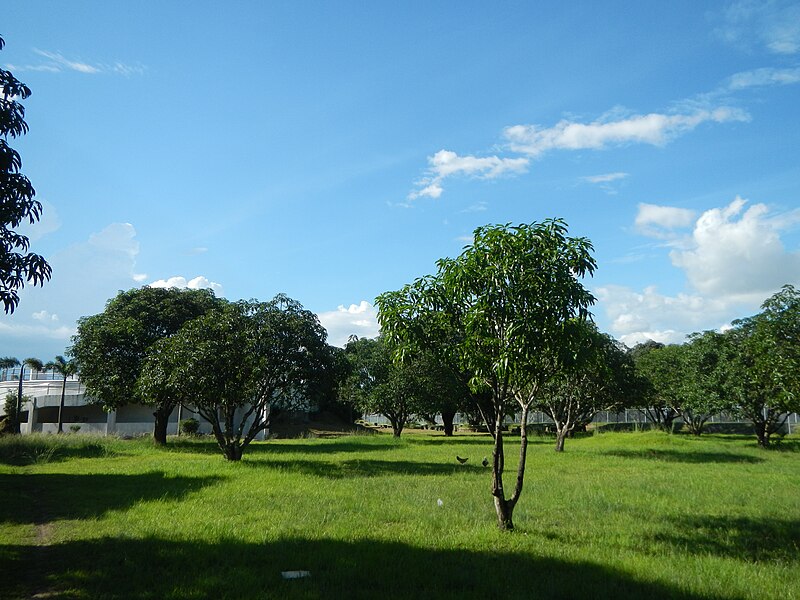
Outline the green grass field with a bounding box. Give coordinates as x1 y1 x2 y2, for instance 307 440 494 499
1 430 798 599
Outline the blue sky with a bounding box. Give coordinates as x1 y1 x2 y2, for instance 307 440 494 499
2 1 800 359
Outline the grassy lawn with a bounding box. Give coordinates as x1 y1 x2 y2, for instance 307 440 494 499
1 430 798 599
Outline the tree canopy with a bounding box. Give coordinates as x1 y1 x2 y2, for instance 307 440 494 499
69 286 222 444
379 219 596 530
138 295 331 460
0 35 50 314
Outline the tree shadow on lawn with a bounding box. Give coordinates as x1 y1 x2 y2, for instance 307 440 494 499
165 437 400 456
650 514 800 564
602 449 765 464
1 535 740 600
243 457 487 478
0 471 223 525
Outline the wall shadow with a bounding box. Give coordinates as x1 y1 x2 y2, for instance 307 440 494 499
0 471 223 524
243 458 487 478
1 536 740 600
603 449 765 464
650 514 800 563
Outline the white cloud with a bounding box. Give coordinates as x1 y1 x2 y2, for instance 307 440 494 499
596 284 733 347
504 108 748 157
670 197 800 301
32 310 59 322
728 66 800 89
317 301 379 347
583 172 629 184
598 196 800 346
408 150 529 200
149 275 224 296
461 201 488 213
635 203 697 238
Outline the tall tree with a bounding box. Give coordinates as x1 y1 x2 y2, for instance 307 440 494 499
70 286 221 444
45 355 78 433
0 35 51 313
139 295 330 460
680 331 730 435
380 219 596 530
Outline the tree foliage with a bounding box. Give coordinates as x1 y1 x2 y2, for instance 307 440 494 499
138 295 330 461
537 322 640 451
0 35 51 313
721 285 800 447
379 219 596 530
341 336 449 437
69 286 222 444
631 342 683 431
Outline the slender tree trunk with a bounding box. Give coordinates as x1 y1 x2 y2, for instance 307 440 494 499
153 407 171 446
57 376 67 433
491 406 514 530
390 419 403 438
441 408 456 436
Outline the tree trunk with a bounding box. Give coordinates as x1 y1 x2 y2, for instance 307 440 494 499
14 366 24 435
224 443 243 461
494 495 514 531
491 407 513 530
391 422 403 438
153 408 170 446
554 427 568 452
441 409 456 436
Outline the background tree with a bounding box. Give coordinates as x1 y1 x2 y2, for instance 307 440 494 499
680 331 730 435
45 355 78 433
342 336 444 437
380 219 596 530
723 285 800 447
631 342 683 431
70 286 221 444
0 35 51 313
537 323 639 451
139 295 330 461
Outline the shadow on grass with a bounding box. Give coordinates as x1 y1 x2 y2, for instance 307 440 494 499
651 514 800 563
0 471 223 524
243 457 488 478
602 449 765 464
0 536 739 600
164 437 400 456
0 436 114 466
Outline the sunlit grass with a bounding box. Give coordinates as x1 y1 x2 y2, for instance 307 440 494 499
1 431 798 599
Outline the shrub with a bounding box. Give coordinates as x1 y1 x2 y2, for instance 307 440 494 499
180 418 200 436
69 424 81 433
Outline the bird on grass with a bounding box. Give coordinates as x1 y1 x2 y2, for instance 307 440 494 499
456 455 468 464
482 457 489 467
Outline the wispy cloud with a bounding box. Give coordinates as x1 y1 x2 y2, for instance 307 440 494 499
716 0 800 55
581 172 629 194
728 66 800 89
408 150 529 200
504 108 748 156
7 49 145 76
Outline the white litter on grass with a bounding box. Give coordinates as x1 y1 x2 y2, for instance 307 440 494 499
437 498 443 507
282 571 311 580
